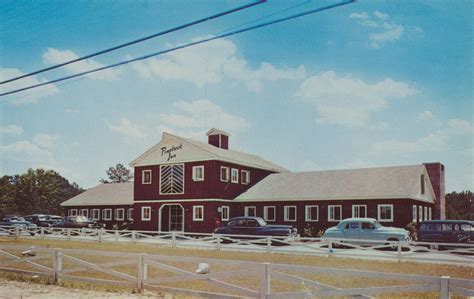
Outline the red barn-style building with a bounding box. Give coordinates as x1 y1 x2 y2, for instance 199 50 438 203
62 129 445 234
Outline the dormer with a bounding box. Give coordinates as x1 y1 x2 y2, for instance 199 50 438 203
206 128 229 150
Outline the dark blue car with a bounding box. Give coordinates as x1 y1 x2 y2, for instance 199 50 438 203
418 220 472 244
214 216 297 239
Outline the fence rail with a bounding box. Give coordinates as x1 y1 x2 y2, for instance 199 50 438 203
0 244 472 298
1 226 473 265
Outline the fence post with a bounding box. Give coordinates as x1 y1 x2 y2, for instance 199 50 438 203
115 230 119 243
98 229 103 243
328 240 333 257
14 226 19 240
397 242 402 263
216 235 221 251
260 262 270 299
132 231 136 244
266 237 272 253
137 253 145 292
41 227 45 240
440 276 450 299
171 232 176 248
52 248 62 283
66 229 71 241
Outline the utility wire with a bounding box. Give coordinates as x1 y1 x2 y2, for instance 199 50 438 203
0 0 355 100
0 0 266 85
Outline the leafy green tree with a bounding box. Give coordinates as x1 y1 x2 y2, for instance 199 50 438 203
100 163 133 183
0 169 83 217
446 190 473 220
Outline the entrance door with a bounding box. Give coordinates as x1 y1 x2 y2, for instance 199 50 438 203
169 205 183 232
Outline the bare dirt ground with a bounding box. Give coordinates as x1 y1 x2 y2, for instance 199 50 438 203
0 278 167 299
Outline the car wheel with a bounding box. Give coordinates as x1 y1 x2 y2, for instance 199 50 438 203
386 238 399 250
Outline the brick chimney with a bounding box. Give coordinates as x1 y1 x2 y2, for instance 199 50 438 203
423 162 446 220
206 128 229 150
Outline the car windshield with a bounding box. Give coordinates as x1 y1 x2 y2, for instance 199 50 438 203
75 216 90 222
256 217 267 226
373 221 382 228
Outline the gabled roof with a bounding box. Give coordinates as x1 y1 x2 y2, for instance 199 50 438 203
61 182 133 207
129 132 288 172
236 164 436 203
206 128 230 136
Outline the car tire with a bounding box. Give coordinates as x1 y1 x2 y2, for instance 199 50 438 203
386 238 399 250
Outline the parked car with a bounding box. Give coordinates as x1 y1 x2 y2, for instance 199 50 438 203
322 218 410 246
24 214 55 227
51 216 104 229
0 216 37 235
418 220 472 244
214 216 297 244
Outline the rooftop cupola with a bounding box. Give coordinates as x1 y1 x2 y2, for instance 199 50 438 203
206 128 230 150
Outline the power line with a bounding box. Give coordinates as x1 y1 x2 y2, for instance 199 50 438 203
0 0 266 85
0 0 355 101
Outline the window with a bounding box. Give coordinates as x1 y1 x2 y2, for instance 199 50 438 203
142 170 152 184
442 224 453 231
127 208 133 220
193 206 204 221
241 170 250 185
305 205 319 222
264 206 276 221
92 209 100 220
192 166 204 181
102 209 112 221
328 205 342 222
244 206 256 217
362 222 375 229
419 206 423 222
284 206 297 222
231 168 239 183
345 222 360 229
352 205 367 218
421 174 425 194
115 208 124 221
141 207 151 221
69 209 77 216
221 206 229 221
428 207 432 220
424 206 428 220
220 166 229 182
378 204 393 222
412 205 417 222
160 164 184 194
80 209 89 218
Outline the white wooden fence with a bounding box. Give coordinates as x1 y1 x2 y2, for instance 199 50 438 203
0 244 472 298
1 226 473 265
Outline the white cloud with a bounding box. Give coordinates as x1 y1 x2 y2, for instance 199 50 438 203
448 118 474 135
370 118 473 155
0 124 23 136
417 110 433 121
350 11 416 48
107 118 148 141
33 133 58 149
0 140 57 168
298 71 417 127
0 68 59 104
159 99 250 139
42 48 120 80
132 38 305 93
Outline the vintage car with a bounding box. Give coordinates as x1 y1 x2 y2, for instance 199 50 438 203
24 214 57 227
0 216 37 235
51 216 104 229
214 216 297 241
322 218 410 246
418 220 472 244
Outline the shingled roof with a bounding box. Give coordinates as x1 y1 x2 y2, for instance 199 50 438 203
61 182 133 207
130 132 288 173
236 164 436 203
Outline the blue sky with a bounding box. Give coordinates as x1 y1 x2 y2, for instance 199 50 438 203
0 0 472 191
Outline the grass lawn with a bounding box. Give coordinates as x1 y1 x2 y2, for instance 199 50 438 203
0 236 472 298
